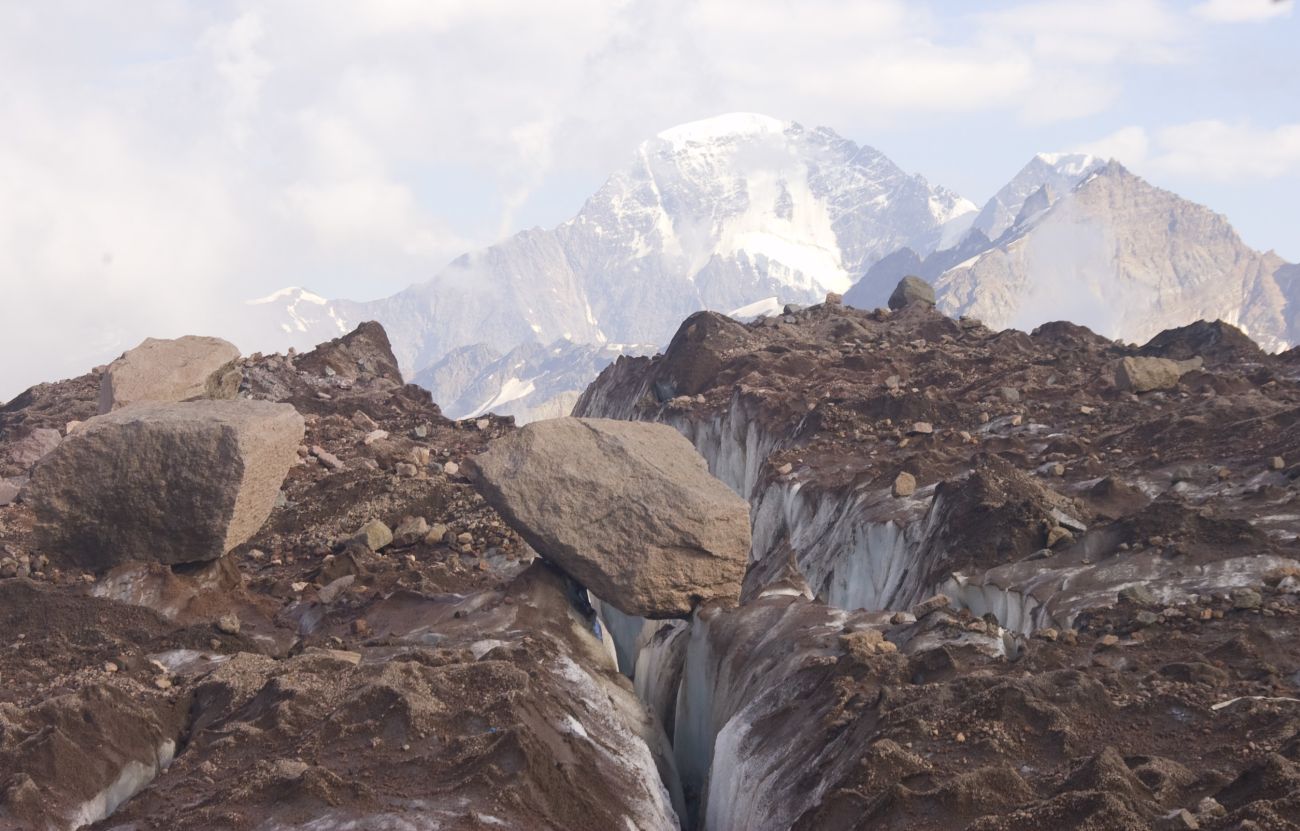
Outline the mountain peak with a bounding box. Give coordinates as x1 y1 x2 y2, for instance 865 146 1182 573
654 112 790 148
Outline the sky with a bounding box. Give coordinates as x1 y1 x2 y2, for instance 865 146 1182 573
0 0 1297 399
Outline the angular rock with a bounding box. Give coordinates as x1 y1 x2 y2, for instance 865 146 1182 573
351 519 393 551
98 336 241 414
468 417 751 618
888 275 936 311
27 400 304 569
1115 355 1203 393
7 427 63 469
892 471 917 497
0 478 20 507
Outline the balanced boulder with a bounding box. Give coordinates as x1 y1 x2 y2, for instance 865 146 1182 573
468 417 750 618
1115 355 1203 393
888 275 936 311
28 400 304 568
99 336 241 414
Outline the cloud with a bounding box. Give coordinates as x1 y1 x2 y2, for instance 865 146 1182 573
0 0 1267 398
1192 0 1293 23
1077 121 1300 180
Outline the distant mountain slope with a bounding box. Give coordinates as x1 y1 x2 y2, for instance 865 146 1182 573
246 114 975 408
848 160 1297 351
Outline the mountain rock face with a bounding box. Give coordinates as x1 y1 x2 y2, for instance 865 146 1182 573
252 114 974 417
575 290 1300 829
848 159 1298 352
415 340 655 423
469 417 751 618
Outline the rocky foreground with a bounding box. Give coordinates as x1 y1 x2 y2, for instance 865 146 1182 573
0 288 1298 830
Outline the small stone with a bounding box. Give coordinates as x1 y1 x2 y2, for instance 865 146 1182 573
892 472 917 498
1156 808 1198 830
362 429 389 446
1046 526 1074 548
1196 797 1225 818
775 462 793 476
887 275 935 310
1269 456 1285 471
999 387 1020 403
443 461 460 477
890 612 911 625
154 676 173 690
908 421 933 435
824 291 843 305
425 523 450 545
979 412 990 424
394 462 418 477
1135 610 1159 627
911 594 951 618
456 532 473 545
351 411 379 430
1033 627 1059 641
215 614 241 635
475 418 491 431
1231 588 1262 610
1079 405 1096 415
103 661 119 673
1010 414 1023 427
394 516 430 546
955 731 966 743
1048 463 1065 477
957 431 972 443
291 581 308 592
352 618 370 636
352 519 393 551
884 375 901 391
1099 634 1120 647
318 574 356 604
1118 584 1157 607
311 446 345 471
413 424 429 439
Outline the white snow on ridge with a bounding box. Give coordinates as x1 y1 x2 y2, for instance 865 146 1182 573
657 113 789 149
726 296 782 320
468 376 537 418
246 286 328 306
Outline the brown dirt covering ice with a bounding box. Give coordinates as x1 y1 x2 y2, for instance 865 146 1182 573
3 297 1300 830
1 323 679 831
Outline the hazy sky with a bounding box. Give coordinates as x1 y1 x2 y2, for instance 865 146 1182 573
0 0 1297 399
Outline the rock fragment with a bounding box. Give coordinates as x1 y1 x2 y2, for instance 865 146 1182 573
27 400 303 569
892 472 917 497
1115 356 1203 393
98 335 240 413
7 427 62 469
468 417 751 618
352 519 393 552
887 275 936 311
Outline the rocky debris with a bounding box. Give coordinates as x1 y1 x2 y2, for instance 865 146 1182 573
888 275 936 310
292 320 402 383
97 335 240 414
27 400 304 569
1115 355 1203 393
6 427 62 469
469 417 751 618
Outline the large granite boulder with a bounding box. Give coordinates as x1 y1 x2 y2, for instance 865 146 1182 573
1115 355 1203 393
28 400 304 568
468 417 751 618
98 336 241 414
888 275 936 311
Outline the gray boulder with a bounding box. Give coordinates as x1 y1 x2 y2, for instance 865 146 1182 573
28 400 304 569
7 427 62 469
99 336 241 414
468 417 751 618
1115 355 1203 393
887 275 936 311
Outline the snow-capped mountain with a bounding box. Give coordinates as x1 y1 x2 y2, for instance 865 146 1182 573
847 158 1298 351
246 114 975 414
414 340 656 424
